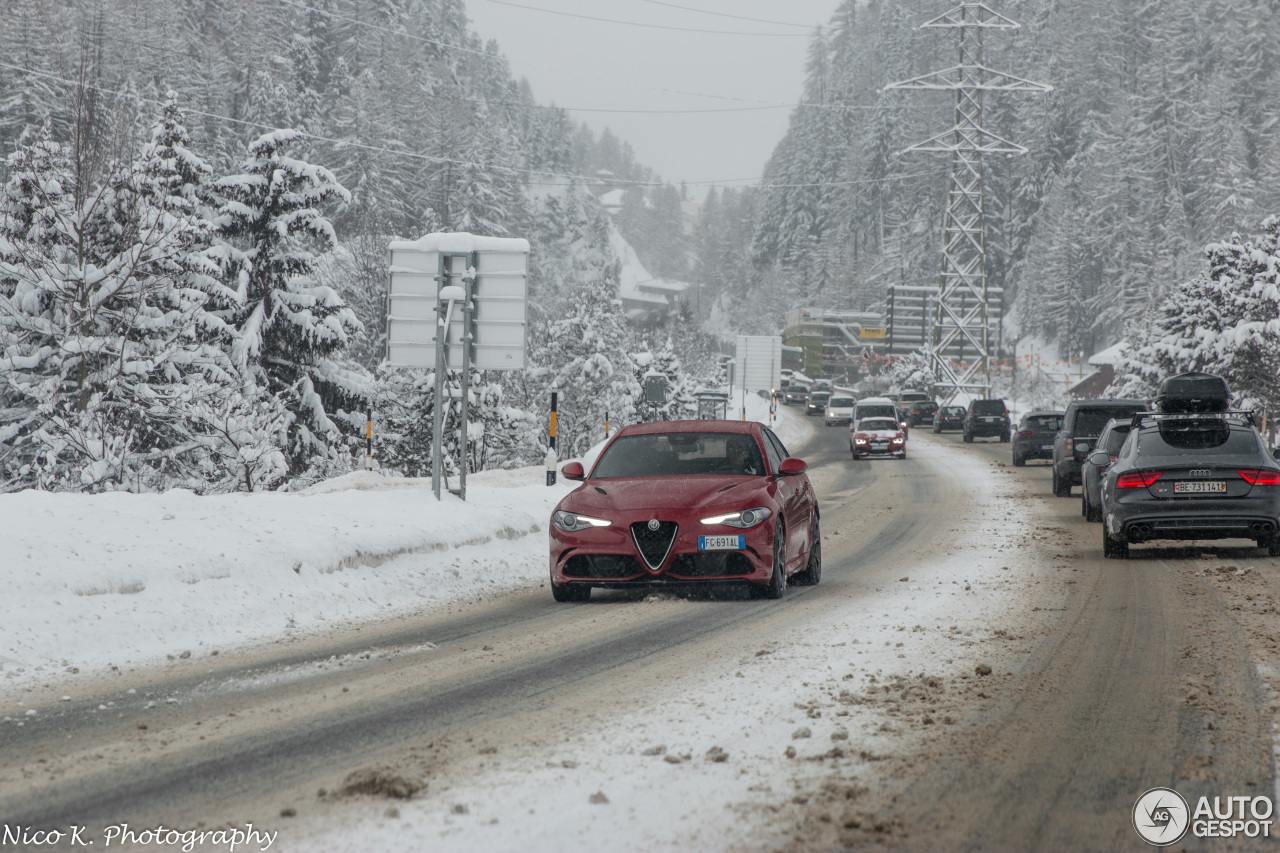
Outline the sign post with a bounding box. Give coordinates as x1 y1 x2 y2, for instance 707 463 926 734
386 233 530 500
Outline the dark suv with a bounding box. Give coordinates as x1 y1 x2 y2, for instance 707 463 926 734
963 399 1011 443
1051 399 1149 497
906 400 939 427
1012 411 1064 466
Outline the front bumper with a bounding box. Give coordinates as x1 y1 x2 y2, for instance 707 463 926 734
550 521 774 586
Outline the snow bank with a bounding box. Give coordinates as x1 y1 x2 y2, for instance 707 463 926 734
0 403 811 690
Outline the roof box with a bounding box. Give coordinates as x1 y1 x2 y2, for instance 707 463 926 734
1154 372 1231 413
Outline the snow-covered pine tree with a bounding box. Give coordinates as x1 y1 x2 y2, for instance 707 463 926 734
212 129 370 478
633 337 696 423
882 351 938 395
0 112 255 493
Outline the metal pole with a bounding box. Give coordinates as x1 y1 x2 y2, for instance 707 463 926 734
546 391 558 486
431 253 448 500
365 405 373 471
457 253 477 502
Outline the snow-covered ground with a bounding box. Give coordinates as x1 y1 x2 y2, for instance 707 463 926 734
0 393 810 693
282 432 1037 852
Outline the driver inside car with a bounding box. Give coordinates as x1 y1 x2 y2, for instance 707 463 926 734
718 435 764 475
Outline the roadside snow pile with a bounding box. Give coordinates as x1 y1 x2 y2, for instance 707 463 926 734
0 396 807 689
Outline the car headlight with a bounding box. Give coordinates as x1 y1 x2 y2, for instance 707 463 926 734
700 507 772 529
855 438 868 444
552 511 612 532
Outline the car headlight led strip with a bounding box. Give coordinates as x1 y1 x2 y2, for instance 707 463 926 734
552 511 612 532
699 507 772 529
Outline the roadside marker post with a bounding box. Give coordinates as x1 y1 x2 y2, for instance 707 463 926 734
365 406 373 471
546 391 558 486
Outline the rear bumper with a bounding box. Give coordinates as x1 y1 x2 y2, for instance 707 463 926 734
1013 441 1053 459
1106 510 1280 542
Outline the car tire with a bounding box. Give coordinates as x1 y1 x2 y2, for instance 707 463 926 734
1000 432 1010 443
1053 469 1071 497
792 516 822 586
963 432 973 443
1102 522 1129 559
1263 537 1280 557
753 521 787 599
1013 453 1025 467
1085 495 1102 523
899 450 907 459
551 580 591 602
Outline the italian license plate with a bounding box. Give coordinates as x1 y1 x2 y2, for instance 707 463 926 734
699 535 744 550
1174 481 1226 494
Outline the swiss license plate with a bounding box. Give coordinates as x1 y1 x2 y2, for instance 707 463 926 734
699 535 744 550
1174 481 1226 494
1041 444 1053 450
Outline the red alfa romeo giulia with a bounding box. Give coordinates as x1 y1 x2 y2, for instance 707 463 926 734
548 420 821 602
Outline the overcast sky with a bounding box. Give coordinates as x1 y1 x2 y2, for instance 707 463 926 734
464 0 845 190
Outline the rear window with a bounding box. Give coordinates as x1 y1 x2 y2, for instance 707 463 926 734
1137 425 1259 454
1073 406 1145 436
593 433 765 478
1103 425 1131 454
971 400 1006 415
1027 415 1062 430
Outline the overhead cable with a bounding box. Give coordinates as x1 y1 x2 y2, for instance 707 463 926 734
483 0 810 37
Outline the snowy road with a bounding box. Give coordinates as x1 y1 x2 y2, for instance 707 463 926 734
3 421 1278 852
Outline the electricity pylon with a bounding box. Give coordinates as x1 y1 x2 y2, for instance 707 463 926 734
886 3 1050 401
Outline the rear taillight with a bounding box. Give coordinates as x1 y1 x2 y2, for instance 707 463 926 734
1017 429 1034 437
1116 471 1162 489
1237 469 1280 486
1065 438 1074 453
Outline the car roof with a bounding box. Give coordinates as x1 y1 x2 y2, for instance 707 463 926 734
856 396 895 404
615 419 760 437
1025 410 1065 417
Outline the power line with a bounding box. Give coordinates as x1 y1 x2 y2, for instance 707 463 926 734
272 0 773 104
483 0 810 37
636 0 819 30
0 59 935 189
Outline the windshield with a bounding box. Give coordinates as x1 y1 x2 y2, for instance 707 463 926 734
828 397 854 408
857 418 899 432
856 404 898 420
1074 406 1145 436
809 392 831 403
971 400 1006 415
593 433 766 478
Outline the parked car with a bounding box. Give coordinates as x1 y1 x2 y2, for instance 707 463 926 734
1052 398 1149 497
1011 411 1064 466
1081 418 1133 522
550 421 820 599
963 399 1011 443
1099 411 1280 558
805 390 832 416
850 416 907 460
824 395 855 426
933 405 966 433
783 383 810 406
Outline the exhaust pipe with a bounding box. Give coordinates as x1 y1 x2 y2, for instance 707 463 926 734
1127 524 1152 542
1251 522 1274 536
1251 522 1264 535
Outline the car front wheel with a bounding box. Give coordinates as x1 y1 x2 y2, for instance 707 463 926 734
791 515 821 586
753 520 787 599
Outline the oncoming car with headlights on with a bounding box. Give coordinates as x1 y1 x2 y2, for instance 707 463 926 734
548 421 821 602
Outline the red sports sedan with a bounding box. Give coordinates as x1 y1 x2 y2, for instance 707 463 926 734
849 416 907 460
549 420 821 602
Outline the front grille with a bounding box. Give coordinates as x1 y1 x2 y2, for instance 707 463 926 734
631 521 678 570
563 554 644 579
668 553 755 578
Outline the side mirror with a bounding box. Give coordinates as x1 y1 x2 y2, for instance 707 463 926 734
1076 442 1091 454
561 462 585 481
778 457 808 476
1088 451 1111 466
